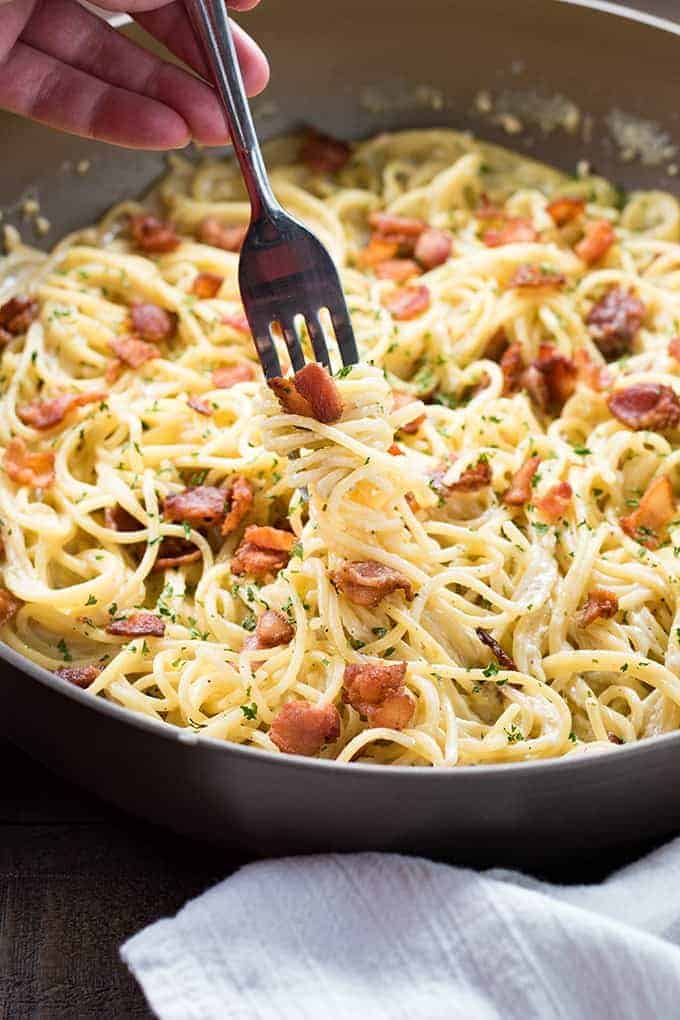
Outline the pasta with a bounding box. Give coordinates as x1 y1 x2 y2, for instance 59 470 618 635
2 127 680 766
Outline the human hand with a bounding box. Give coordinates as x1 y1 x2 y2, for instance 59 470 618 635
0 1 269 148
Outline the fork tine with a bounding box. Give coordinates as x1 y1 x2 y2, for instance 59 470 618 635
327 300 359 367
250 327 282 379
279 317 306 373
304 314 331 370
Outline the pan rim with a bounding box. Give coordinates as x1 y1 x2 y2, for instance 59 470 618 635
560 0 679 37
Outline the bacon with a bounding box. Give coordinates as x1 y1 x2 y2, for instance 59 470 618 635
446 459 492 493
577 589 619 628
222 311 251 334
475 627 518 671
270 700 341 756
152 537 201 571
106 611 165 637
105 505 140 531
110 335 159 369
587 287 645 360
414 228 453 269
54 664 101 688
500 342 525 395
535 481 573 522
388 443 404 456
573 348 613 391
519 365 549 411
547 196 586 226
222 475 253 535
368 212 426 244
3 438 54 488
129 214 181 254
608 383 680 431
483 218 538 247
164 486 227 527
621 475 675 549
476 195 505 221
269 364 344 424
213 363 255 389
374 259 422 283
130 301 176 342
0 296 39 335
382 284 431 321
17 389 106 430
343 661 414 730
0 588 20 626
187 395 212 416
533 344 578 408
669 336 680 363
392 390 426 434
357 237 400 269
231 525 296 578
575 219 615 264
255 609 295 648
192 272 224 299
300 129 351 175
503 455 541 506
508 264 566 289
331 560 413 607
198 218 247 252
269 377 313 416
483 330 510 362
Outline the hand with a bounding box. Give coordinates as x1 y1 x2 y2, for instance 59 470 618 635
0 1 269 149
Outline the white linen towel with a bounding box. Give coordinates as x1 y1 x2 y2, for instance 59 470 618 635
122 839 680 1020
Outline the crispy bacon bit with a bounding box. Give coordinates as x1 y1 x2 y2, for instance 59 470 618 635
187 395 212 417
105 505 140 531
17 390 106 430
533 344 578 408
577 589 619 628
331 560 413 607
374 258 422 283
508 264 566 289
255 609 294 648
388 443 404 456
343 661 414 730
483 218 538 247
382 284 431 321
270 700 341 756
153 537 201 571
0 296 39 335
484 329 510 362
669 336 680 363
575 219 615 264
368 212 426 244
392 390 426 434
300 129 351 175
547 197 585 226
573 348 613 391
503 455 541 507
198 218 247 252
608 383 680 431
414 228 453 269
222 476 253 535
3 438 54 488
213 363 255 389
535 481 573 522
164 486 227 527
130 214 180 254
608 732 624 745
475 627 517 671
587 287 645 361
621 475 675 549
500 342 525 395
231 525 295 578
446 459 493 493
269 364 344 424
520 365 549 411
357 237 400 269
110 335 159 369
192 272 224 299
54 664 101 688
0 588 20 626
107 612 165 637
130 302 176 342
269 377 313 417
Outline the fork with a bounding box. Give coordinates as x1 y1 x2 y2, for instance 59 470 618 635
184 0 359 380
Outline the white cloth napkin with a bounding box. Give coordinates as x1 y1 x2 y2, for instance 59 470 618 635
121 839 680 1020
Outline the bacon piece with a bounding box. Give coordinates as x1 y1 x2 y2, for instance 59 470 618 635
153 537 201 571
107 612 165 637
500 342 525 395
503 455 541 506
577 589 619 628
475 627 517 671
484 330 509 362
293 363 344 424
54 664 101 688
105 505 140 531
343 661 414 730
0 296 39 335
164 486 227 527
198 218 247 252
587 288 645 360
414 228 452 269
270 700 341 756
0 588 20 625
573 348 613 391
446 459 492 494
535 481 573 522
388 443 404 456
222 475 253 535
669 336 680 363
129 214 180 254
222 311 251 333
192 272 224 299
269 377 313 417
547 196 586 226
187 395 212 416
130 301 176 342
231 525 296 578
392 390 426 434
508 264 566 289
533 344 578 408
484 218 538 247
374 259 422 283
300 129 351 174
520 365 549 411
255 609 294 648
3 438 54 488
368 212 426 244
110 335 159 369
213 363 255 389
575 219 615 264
621 475 675 549
608 383 680 431
357 237 400 269
17 390 106 430
331 560 413 607
382 284 431 321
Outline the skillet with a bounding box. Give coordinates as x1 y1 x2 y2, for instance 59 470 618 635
1 0 679 868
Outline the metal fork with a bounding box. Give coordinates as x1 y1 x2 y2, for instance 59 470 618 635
184 0 359 379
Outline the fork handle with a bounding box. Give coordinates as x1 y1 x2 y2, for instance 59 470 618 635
184 0 278 219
